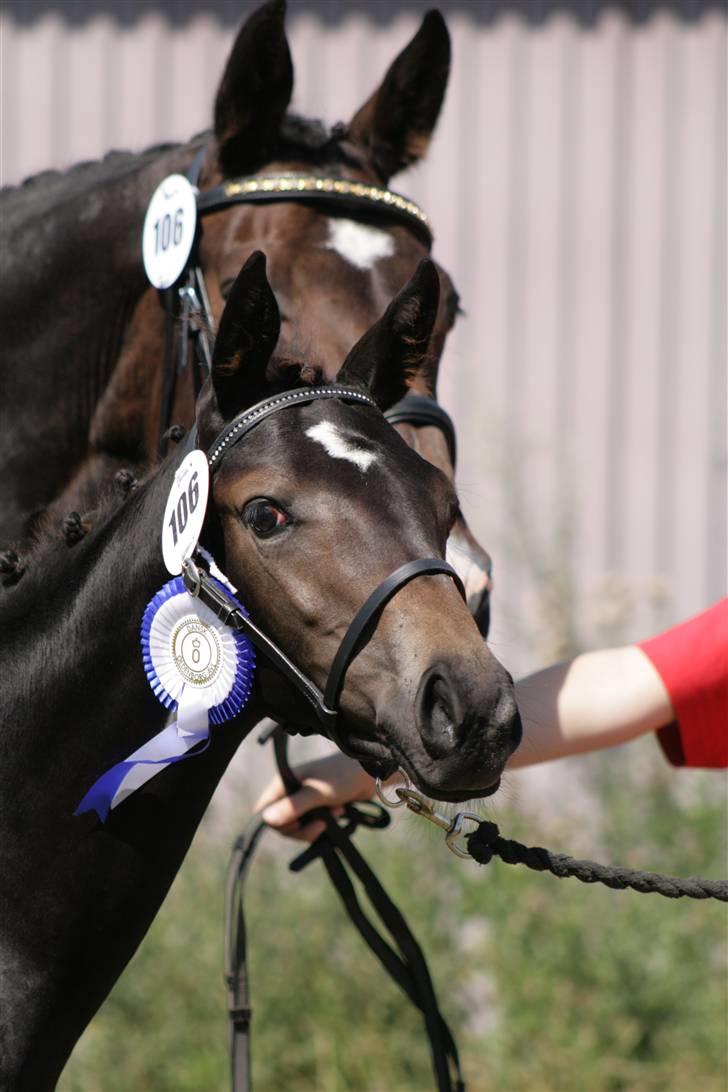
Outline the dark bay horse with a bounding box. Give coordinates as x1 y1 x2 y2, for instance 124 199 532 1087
0 254 520 1090
0 0 492 623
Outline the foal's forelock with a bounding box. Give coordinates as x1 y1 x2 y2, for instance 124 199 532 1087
265 357 327 391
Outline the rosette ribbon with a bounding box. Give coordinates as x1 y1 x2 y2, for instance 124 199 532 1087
75 574 255 822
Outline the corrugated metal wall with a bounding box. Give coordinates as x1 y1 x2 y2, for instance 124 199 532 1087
1 1 725 672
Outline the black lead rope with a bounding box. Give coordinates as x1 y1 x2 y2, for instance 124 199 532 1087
466 821 728 901
224 727 466 1092
224 752 727 1092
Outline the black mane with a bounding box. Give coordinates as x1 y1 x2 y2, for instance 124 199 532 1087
2 462 147 591
0 139 192 215
3 349 331 586
277 114 356 167
1 113 356 212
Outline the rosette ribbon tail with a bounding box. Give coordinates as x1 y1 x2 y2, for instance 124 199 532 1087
74 687 211 822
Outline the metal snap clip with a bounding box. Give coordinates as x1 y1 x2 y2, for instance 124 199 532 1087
393 786 480 860
444 811 482 859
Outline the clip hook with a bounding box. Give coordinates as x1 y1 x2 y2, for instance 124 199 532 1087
392 786 481 860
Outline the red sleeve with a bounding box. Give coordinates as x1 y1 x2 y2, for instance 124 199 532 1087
638 599 728 769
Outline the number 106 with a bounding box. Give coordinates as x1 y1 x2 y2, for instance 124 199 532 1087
153 207 184 253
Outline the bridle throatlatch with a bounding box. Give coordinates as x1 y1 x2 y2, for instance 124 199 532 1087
184 384 465 753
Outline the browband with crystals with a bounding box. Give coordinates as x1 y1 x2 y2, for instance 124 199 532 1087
196 174 432 245
207 385 379 471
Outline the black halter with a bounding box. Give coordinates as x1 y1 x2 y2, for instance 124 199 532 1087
183 385 465 752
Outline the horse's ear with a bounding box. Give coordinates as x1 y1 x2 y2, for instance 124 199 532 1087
210 251 280 419
347 10 450 183
213 0 293 176
336 259 440 410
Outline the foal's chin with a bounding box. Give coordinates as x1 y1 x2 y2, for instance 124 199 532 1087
364 755 506 808
346 734 509 805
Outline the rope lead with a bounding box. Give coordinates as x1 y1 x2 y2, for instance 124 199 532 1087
467 821 728 901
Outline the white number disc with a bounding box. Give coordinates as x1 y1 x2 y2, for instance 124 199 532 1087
162 450 210 575
142 174 198 289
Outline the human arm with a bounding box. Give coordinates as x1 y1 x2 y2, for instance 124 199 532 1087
256 600 727 836
509 599 726 766
507 645 676 767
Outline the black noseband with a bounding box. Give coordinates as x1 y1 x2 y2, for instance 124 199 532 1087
323 557 464 714
385 393 457 469
185 554 464 753
188 385 465 751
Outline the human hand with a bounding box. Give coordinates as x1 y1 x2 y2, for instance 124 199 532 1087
253 752 377 842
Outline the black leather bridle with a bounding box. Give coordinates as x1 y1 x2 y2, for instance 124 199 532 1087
179 158 457 474
183 384 465 753
196 172 432 244
385 393 457 470
156 152 433 454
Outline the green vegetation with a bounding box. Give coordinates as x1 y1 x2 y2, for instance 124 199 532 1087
59 739 726 1092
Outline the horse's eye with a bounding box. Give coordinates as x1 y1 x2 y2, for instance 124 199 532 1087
242 499 290 538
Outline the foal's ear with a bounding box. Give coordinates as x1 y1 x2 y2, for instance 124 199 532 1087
210 251 280 419
336 259 440 410
348 11 450 183
213 0 293 176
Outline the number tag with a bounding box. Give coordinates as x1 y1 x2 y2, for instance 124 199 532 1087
162 450 210 575
142 174 198 289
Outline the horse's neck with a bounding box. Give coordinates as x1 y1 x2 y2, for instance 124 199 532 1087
0 446 265 1089
2 143 198 279
0 142 200 392
6 449 190 734
0 142 204 547
2 441 263 822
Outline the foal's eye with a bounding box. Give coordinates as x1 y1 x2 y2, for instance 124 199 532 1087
242 499 290 538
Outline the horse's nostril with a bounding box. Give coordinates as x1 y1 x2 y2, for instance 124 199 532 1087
430 679 455 739
417 672 460 758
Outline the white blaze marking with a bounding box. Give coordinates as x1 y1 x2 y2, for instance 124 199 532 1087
305 421 377 472
325 218 395 270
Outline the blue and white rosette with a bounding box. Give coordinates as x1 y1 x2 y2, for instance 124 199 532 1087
75 575 255 822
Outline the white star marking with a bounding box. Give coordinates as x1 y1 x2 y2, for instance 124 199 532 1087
325 218 395 270
305 421 377 472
